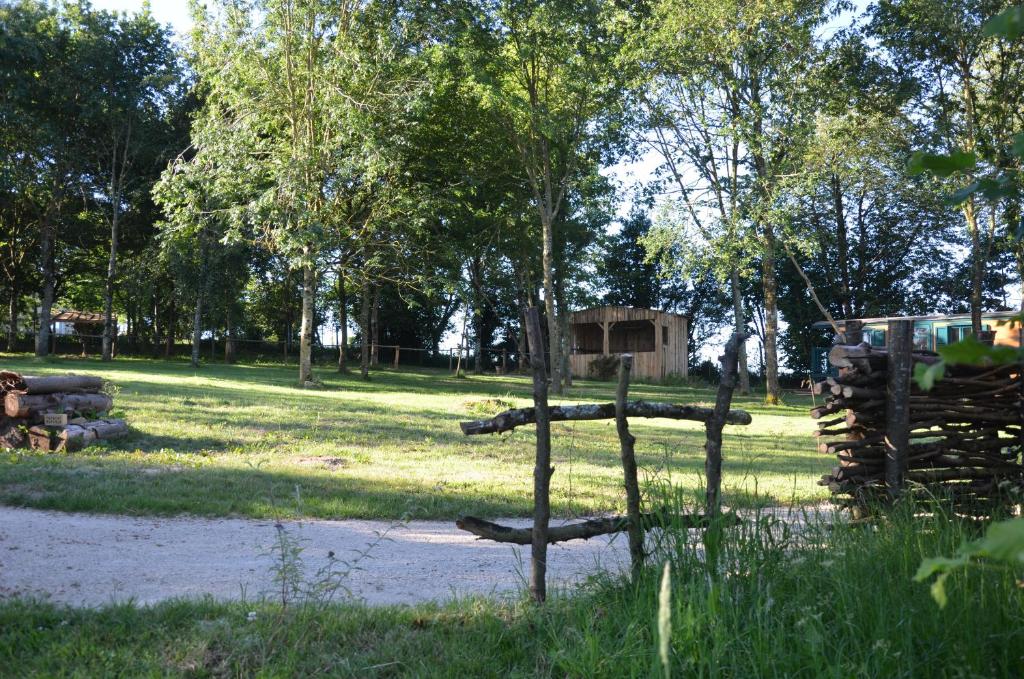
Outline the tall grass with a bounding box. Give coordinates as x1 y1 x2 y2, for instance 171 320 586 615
3 498 1021 677
547 498 1024 677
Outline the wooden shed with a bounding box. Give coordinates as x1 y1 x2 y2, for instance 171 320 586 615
568 306 688 382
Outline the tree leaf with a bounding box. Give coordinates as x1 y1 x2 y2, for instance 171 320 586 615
983 6 1024 40
944 181 980 205
913 361 945 391
1012 132 1024 159
907 151 976 177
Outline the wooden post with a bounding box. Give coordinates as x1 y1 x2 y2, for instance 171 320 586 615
615 354 644 577
502 348 507 375
885 320 912 499
524 307 552 603
393 345 400 369
602 320 610 355
705 333 747 516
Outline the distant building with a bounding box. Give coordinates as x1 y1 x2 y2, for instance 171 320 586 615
810 311 1021 380
568 306 688 382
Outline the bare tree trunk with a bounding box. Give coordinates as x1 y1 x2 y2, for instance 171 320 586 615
7 281 19 352
190 292 203 369
35 224 55 358
555 276 572 389
370 285 380 367
225 312 236 364
337 270 347 372
762 225 782 405
102 190 120 362
730 269 750 394
299 252 315 383
164 294 175 359
965 199 984 336
359 276 370 380
541 212 561 394
455 299 468 375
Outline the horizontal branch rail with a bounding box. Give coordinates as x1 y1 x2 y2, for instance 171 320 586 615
455 512 740 545
460 400 752 435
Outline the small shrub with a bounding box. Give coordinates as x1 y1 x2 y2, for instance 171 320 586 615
587 355 620 381
463 397 515 418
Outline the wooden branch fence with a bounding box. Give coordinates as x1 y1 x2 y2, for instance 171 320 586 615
457 312 752 603
814 319 1024 514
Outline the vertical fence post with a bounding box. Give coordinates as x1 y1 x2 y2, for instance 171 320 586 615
615 354 644 578
885 320 912 499
524 307 551 603
502 348 508 375
393 345 400 369
705 333 747 517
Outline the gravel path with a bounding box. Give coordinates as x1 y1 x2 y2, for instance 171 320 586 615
0 507 632 608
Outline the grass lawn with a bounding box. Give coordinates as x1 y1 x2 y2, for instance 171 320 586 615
0 354 828 520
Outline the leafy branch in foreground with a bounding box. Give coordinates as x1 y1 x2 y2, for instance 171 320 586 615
915 517 1024 608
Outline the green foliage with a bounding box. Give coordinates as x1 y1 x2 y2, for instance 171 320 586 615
916 517 1024 607
983 4 1024 38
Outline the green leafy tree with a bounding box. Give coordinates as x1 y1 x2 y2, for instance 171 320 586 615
468 0 627 393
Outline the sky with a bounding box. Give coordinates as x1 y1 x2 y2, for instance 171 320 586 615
90 0 193 36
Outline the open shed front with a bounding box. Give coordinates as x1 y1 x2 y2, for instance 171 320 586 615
568 306 688 381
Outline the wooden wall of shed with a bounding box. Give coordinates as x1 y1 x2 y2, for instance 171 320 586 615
567 308 688 381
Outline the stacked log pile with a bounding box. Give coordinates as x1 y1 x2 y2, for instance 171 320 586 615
813 343 1023 511
0 370 127 451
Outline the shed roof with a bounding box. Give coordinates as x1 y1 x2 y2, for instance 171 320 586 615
811 310 1020 330
570 305 685 324
51 310 107 325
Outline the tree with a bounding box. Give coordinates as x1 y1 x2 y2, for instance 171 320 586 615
469 0 627 393
870 0 1024 333
72 7 183 361
160 0 418 382
628 0 838 401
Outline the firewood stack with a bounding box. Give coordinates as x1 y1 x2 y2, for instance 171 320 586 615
812 344 1023 512
0 370 128 452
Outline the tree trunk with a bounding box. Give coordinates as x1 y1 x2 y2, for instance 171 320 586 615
225 313 236 364
555 275 572 389
762 224 782 405
831 173 853 319
102 194 119 362
370 285 380 367
730 268 750 394
190 234 209 369
964 199 984 336
164 294 175 359
190 290 203 369
337 269 347 371
360 275 370 380
470 256 484 375
35 224 56 358
299 253 315 383
7 280 19 352
541 212 561 394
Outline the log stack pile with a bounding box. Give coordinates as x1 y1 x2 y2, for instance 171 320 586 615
813 343 1023 511
0 370 128 451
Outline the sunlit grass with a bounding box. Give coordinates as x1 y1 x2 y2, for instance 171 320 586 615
0 354 829 519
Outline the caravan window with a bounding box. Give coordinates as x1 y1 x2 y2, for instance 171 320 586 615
936 324 990 346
